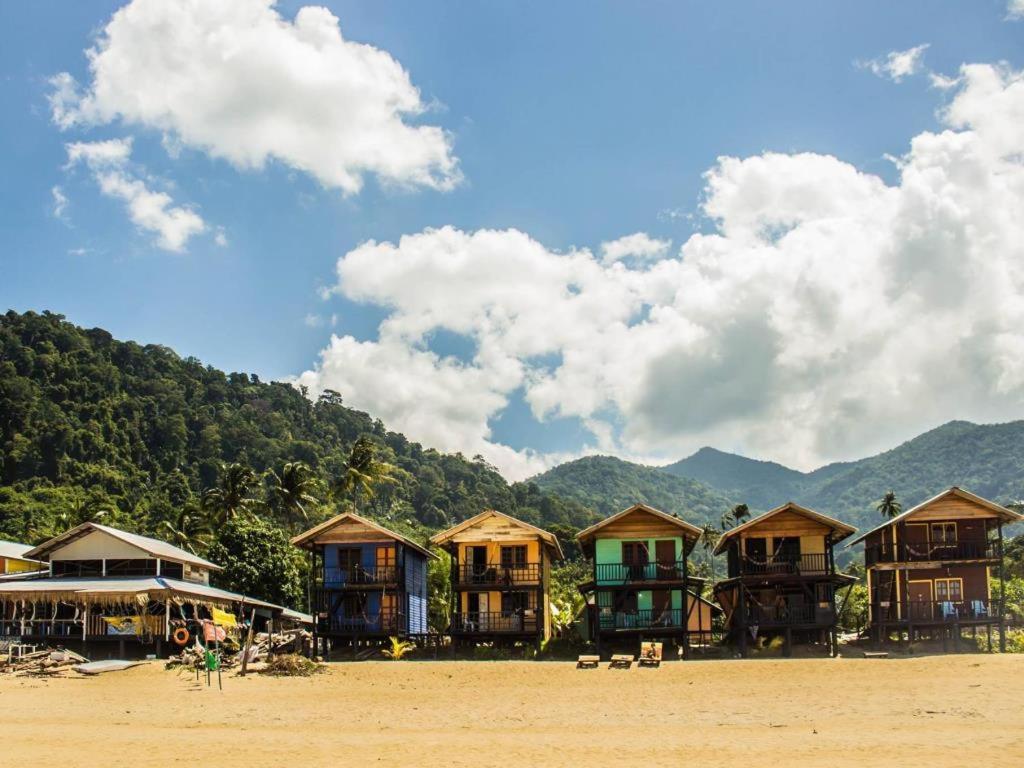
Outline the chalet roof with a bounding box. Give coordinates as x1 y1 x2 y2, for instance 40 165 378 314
575 503 703 545
713 502 856 555
429 510 563 560
291 511 435 559
847 486 1024 547
24 523 221 571
0 539 45 565
0 576 279 611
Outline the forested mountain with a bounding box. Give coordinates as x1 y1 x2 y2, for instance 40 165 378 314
529 455 734 526
541 422 1024 535
0 310 597 551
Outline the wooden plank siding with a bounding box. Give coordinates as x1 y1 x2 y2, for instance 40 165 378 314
591 509 697 541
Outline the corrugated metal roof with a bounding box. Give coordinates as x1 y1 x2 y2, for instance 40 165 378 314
24 522 221 571
0 539 43 563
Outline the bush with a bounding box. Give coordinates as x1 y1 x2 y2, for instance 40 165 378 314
260 653 326 677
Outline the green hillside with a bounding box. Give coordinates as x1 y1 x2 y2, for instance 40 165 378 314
0 310 598 550
662 446 809 509
529 455 735 527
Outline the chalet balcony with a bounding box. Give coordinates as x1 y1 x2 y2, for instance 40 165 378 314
744 602 824 627
865 538 998 566
455 563 541 587
873 599 1000 624
450 611 539 634
737 552 830 577
597 608 687 631
321 610 405 635
316 565 402 588
595 561 687 584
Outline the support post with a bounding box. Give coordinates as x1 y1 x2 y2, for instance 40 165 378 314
681 540 690 661
310 548 318 660
738 586 748 658
998 522 1007 653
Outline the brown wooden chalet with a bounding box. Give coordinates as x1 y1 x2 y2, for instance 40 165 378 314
713 502 856 657
848 487 1022 651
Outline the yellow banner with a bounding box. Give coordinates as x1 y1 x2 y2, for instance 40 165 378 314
211 607 237 627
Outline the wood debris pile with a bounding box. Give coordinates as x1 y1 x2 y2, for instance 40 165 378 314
164 628 311 671
0 647 89 677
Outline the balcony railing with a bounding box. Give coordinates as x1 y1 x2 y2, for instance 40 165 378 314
595 561 686 584
744 602 821 627
865 538 998 566
455 563 541 586
738 552 829 576
317 565 402 586
598 608 686 630
873 599 999 623
450 611 539 634
322 610 406 635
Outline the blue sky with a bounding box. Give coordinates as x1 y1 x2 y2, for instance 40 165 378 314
2 1 1023 478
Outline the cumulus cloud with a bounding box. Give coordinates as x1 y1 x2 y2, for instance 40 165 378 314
298 62 1024 480
50 0 460 196
65 138 206 252
1008 0 1024 20
600 232 672 264
860 44 930 82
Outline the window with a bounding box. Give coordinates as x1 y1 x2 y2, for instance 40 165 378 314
500 545 528 568
106 559 157 576
935 578 963 602
337 548 361 574
931 523 957 544
52 560 102 577
160 561 184 579
621 542 649 564
342 593 367 618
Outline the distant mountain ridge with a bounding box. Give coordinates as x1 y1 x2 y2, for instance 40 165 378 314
532 420 1024 534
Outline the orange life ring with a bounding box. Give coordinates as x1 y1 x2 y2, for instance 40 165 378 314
172 627 190 646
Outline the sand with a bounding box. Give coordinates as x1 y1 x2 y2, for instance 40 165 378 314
2 655 1022 767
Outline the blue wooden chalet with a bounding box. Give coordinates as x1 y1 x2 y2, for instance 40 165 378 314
292 512 433 652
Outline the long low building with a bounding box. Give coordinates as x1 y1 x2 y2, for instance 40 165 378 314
0 522 309 658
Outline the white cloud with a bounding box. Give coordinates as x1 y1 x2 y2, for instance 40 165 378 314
65 138 206 252
51 186 68 220
299 62 1024 480
214 229 229 247
1008 0 1024 20
304 313 324 328
860 44 930 82
51 0 460 196
600 232 671 264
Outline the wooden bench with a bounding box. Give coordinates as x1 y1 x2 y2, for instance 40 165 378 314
609 654 634 669
576 654 600 669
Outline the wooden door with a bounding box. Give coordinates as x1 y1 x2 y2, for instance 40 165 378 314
655 540 676 580
907 580 933 621
470 545 489 583
477 592 489 630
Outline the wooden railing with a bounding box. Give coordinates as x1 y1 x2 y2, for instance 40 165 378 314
874 599 999 623
738 552 829 576
323 610 406 634
455 563 541 586
450 611 539 634
745 602 820 626
317 565 402 586
598 608 686 630
865 538 998 565
595 561 686 584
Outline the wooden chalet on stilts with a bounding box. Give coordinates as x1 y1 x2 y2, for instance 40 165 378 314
576 503 714 660
849 486 1022 652
291 512 433 657
429 510 562 651
712 502 856 657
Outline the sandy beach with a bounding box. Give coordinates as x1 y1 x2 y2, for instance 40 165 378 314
2 654 1022 767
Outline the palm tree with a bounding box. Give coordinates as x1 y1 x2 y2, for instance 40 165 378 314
332 437 397 511
719 502 750 531
876 490 902 520
700 522 721 581
266 461 320 527
160 506 211 554
201 462 259 527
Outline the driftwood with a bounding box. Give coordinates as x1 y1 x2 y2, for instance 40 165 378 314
164 628 312 672
0 647 90 677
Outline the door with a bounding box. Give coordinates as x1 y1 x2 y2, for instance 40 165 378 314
655 540 677 580
907 580 933 621
622 541 650 580
375 545 395 581
337 548 361 583
470 545 489 583
745 537 767 573
651 589 672 626
477 592 489 630
904 523 929 561
774 537 801 571
934 577 963 619
380 593 397 631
